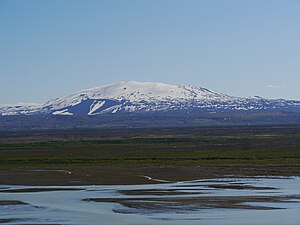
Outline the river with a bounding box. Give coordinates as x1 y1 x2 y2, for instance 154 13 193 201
1 176 300 225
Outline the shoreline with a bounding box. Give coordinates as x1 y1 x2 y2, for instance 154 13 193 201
1 165 300 186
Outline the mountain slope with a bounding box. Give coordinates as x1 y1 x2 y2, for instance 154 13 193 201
1 81 300 116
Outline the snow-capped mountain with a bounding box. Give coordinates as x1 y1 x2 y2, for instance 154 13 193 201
1 81 300 116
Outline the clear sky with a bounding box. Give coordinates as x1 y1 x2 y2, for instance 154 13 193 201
1 0 300 104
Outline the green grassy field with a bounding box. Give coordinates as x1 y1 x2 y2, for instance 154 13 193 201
1 133 300 168
0 125 299 185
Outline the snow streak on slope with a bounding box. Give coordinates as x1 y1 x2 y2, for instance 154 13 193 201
1 81 300 116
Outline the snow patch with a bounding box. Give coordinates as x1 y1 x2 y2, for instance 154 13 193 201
88 100 105 115
52 109 73 116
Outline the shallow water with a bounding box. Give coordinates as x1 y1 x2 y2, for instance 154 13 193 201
0 177 300 225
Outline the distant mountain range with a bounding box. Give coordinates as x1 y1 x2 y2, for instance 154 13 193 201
1 81 300 116
1 81 300 130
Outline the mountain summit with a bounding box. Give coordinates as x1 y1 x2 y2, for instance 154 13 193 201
1 81 300 116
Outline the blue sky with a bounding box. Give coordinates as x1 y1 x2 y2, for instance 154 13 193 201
1 0 300 104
